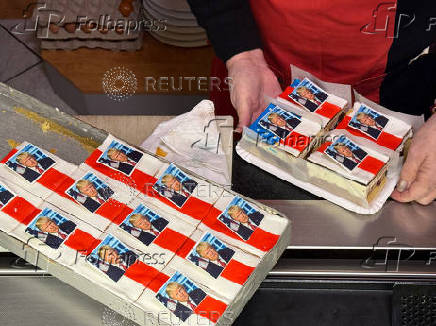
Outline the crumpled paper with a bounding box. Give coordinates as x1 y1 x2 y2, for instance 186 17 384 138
141 100 231 186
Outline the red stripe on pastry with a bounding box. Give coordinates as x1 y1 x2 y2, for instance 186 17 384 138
279 86 294 101
317 141 332 153
54 176 76 199
1 197 40 225
0 148 18 163
280 131 311 153
221 260 255 285
95 200 130 223
111 206 134 225
376 132 403 150
64 229 101 256
124 261 160 287
154 228 194 255
147 272 170 293
358 156 386 175
195 296 227 323
38 169 72 192
315 102 341 119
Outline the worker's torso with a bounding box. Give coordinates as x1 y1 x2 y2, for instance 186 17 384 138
249 0 398 102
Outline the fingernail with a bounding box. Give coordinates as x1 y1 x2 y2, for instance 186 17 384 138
396 179 408 192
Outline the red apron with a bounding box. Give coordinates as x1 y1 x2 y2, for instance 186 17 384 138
211 0 397 123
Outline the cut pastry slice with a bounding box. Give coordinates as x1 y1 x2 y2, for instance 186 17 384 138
307 134 390 205
71 232 162 302
249 102 322 158
336 102 413 152
0 142 78 200
169 229 261 302
46 167 139 231
200 191 290 258
278 78 347 130
135 266 230 326
106 197 198 271
9 201 102 265
82 134 165 193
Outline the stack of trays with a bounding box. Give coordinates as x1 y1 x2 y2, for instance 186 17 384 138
142 0 208 47
0 135 291 325
33 0 144 51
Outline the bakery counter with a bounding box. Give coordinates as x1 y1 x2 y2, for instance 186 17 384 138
0 84 435 325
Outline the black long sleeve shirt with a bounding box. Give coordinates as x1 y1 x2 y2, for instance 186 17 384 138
186 0 262 62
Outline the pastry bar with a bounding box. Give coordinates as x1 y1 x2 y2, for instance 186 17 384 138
135 266 230 326
249 102 322 158
307 134 390 205
143 162 224 225
106 197 198 270
45 167 139 231
169 229 261 302
69 232 161 302
0 142 78 200
8 201 102 266
83 134 164 192
336 101 413 152
200 191 290 258
278 77 347 130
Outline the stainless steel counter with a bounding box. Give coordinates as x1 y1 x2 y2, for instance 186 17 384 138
260 200 436 250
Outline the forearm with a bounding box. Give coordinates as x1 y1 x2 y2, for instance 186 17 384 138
186 0 262 62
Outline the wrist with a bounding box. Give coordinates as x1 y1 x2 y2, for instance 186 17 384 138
226 49 268 71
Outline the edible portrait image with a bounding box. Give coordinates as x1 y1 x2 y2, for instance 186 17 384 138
156 271 207 322
25 208 76 249
119 203 169 246
218 196 264 241
66 172 115 213
86 234 138 282
97 140 143 176
289 78 328 112
324 135 368 171
348 104 389 140
5 144 56 183
187 232 235 279
153 164 198 208
258 106 302 140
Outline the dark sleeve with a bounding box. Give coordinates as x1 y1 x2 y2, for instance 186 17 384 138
186 0 262 62
380 53 436 118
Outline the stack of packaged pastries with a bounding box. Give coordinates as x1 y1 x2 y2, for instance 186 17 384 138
246 78 413 207
0 135 291 325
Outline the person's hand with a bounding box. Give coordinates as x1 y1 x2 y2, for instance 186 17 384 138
226 49 282 132
391 113 436 205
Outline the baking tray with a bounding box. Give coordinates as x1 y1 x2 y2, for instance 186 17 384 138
0 83 291 326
